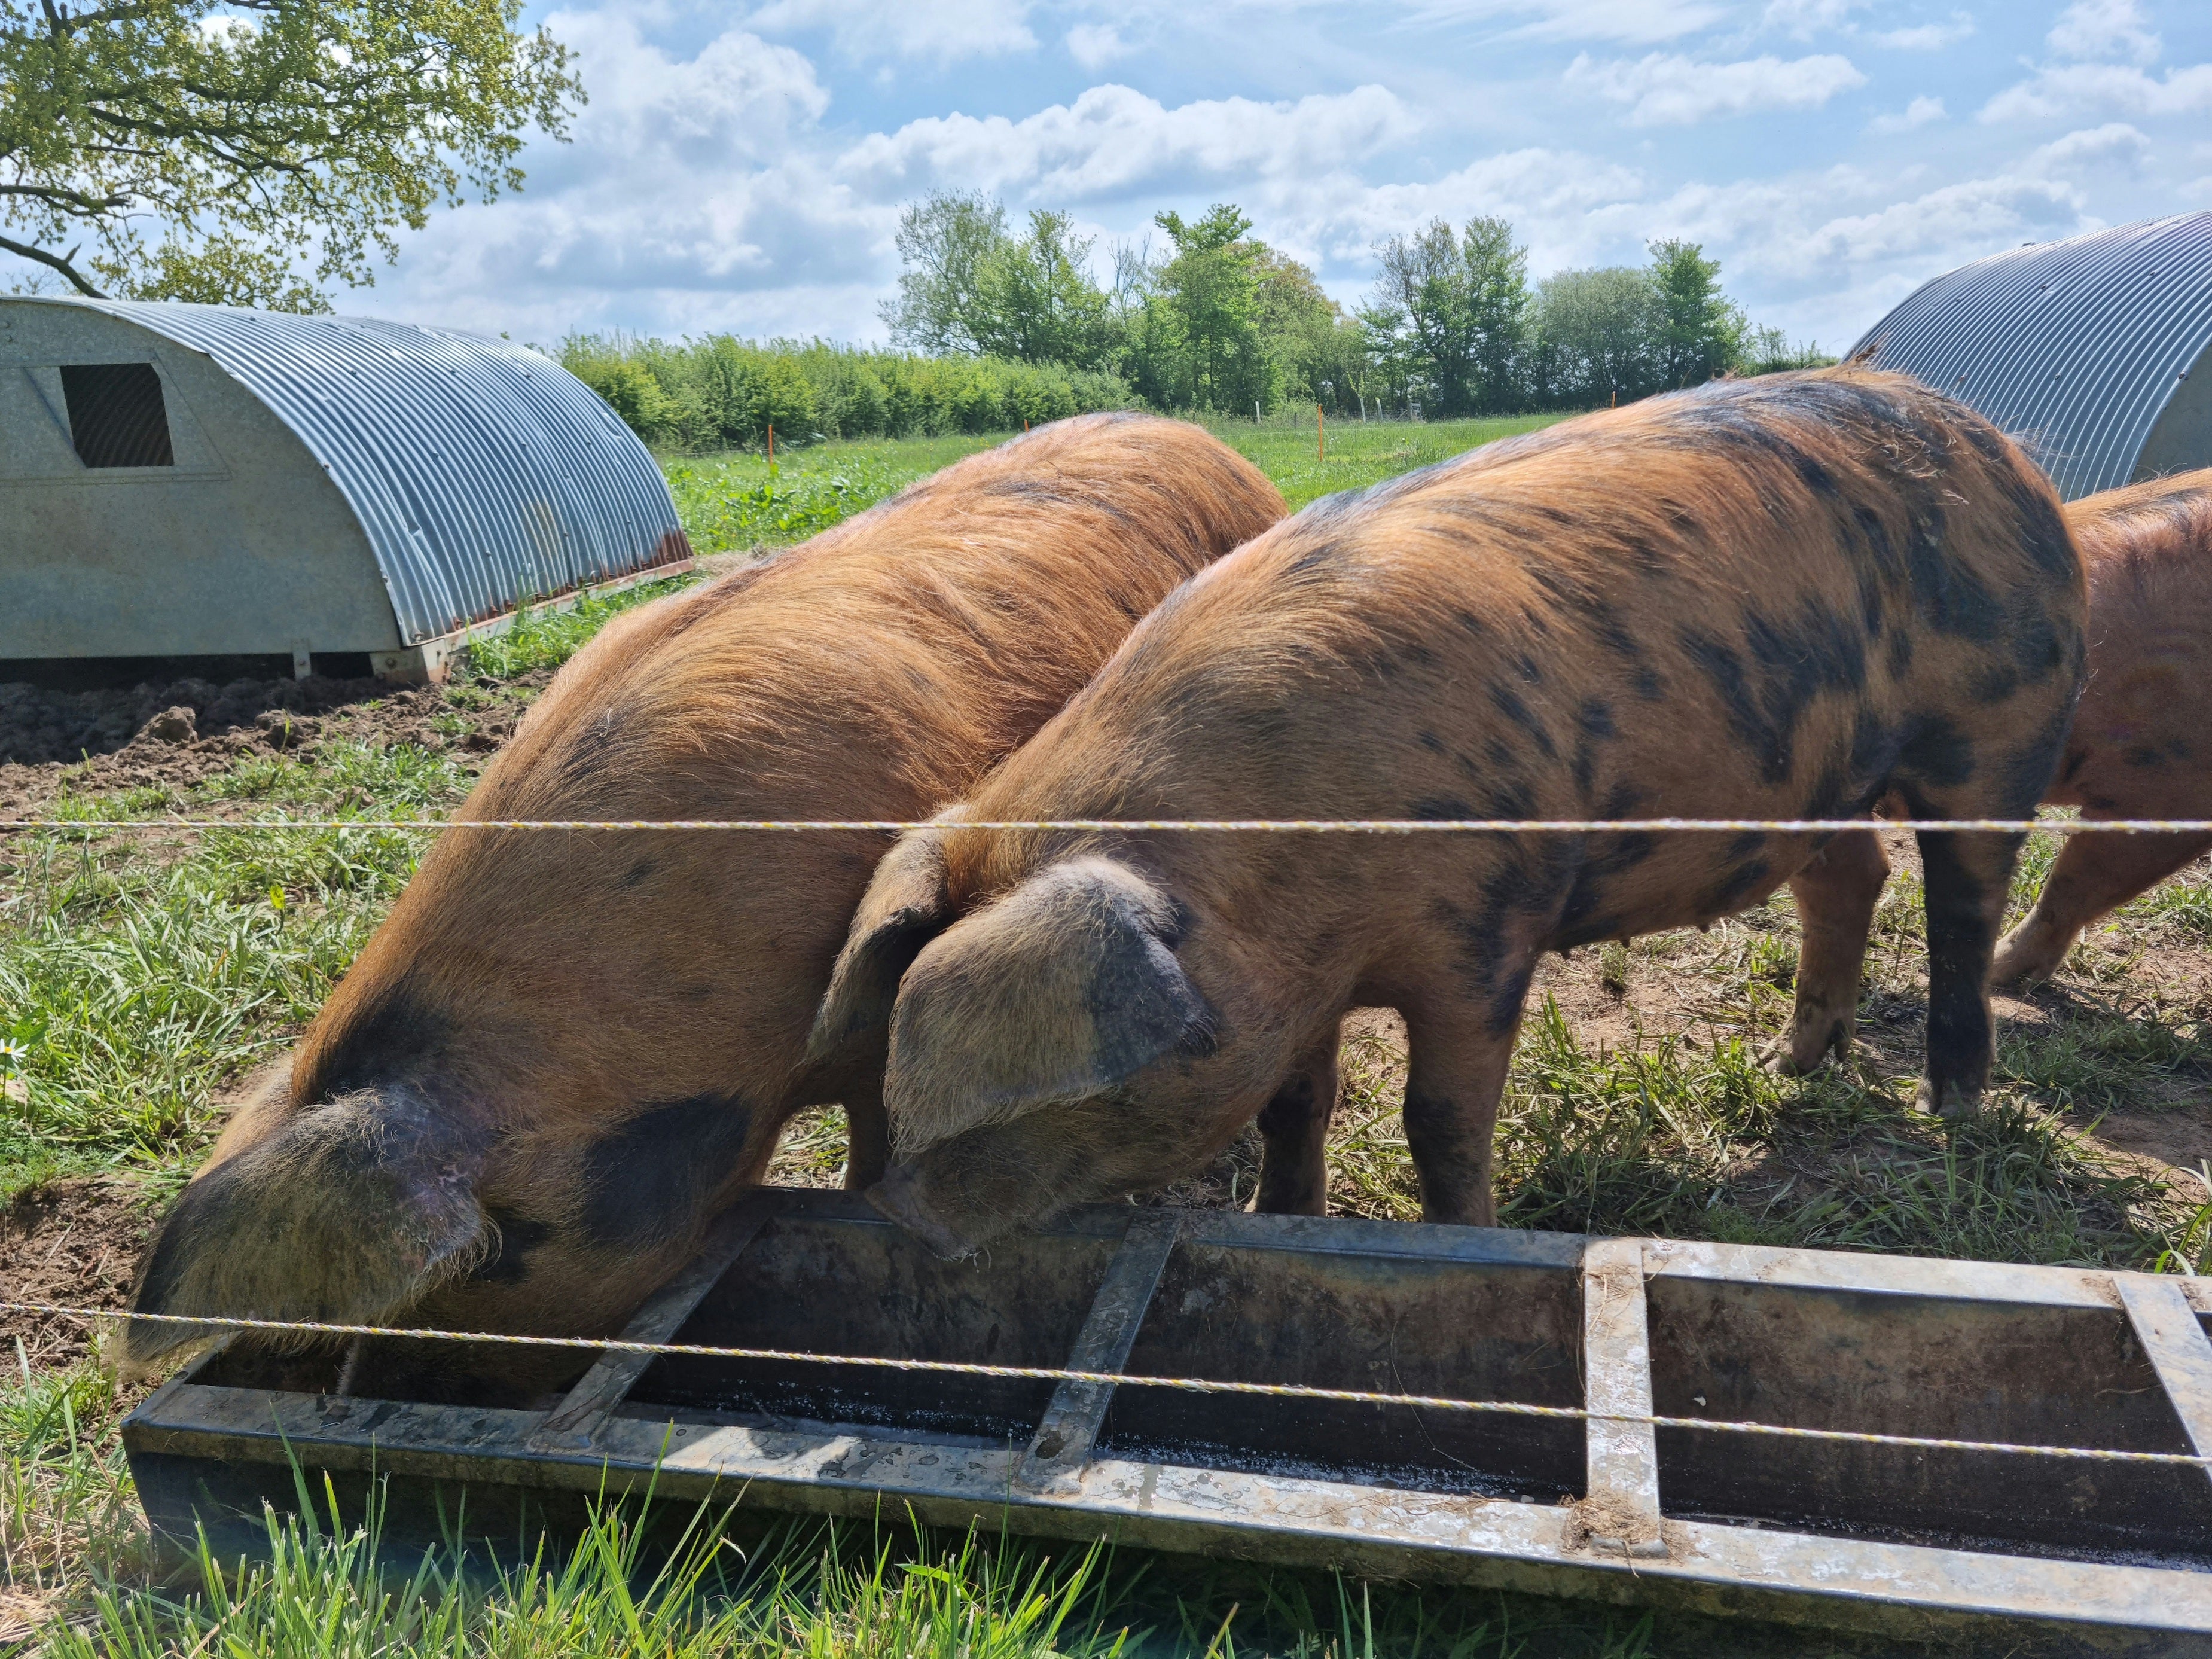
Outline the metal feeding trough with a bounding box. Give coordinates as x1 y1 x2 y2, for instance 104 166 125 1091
124 1187 2212 1653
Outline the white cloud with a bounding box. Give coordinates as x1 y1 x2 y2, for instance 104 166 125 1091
359 11 890 341
2045 0 2159 66
1397 0 1725 45
1981 60 2212 122
1868 94 1944 132
1566 50 1866 124
1871 16 1972 50
837 82 1418 201
1064 23 1129 68
1759 0 1864 39
745 0 1038 65
2026 120 2151 173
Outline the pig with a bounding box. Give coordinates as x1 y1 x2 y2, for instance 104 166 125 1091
124 414 1286 1390
1990 469 2212 983
808 370 2086 1257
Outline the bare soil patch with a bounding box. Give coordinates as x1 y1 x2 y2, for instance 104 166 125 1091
0 670 550 821
1 1176 161 1367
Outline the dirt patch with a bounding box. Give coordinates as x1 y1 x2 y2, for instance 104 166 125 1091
1 1176 163 1367
0 672 548 821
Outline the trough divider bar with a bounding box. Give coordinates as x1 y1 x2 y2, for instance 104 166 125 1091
2116 1272 2212 1494
1580 1237 1664 1558
1016 1209 1182 1490
527 1191 779 1452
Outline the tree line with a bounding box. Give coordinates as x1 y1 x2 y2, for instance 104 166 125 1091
559 193 1836 451
559 334 1134 450
883 191 1831 419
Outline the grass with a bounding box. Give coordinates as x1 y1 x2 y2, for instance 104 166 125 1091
657 414 1572 556
4 415 2210 1654
1212 413 1568 511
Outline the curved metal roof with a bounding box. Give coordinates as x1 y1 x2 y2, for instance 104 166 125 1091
1850 212 2212 500
68 299 688 645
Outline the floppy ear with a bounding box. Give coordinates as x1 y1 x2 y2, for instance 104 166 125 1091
125 1085 490 1370
885 857 1213 1157
806 830 955 1069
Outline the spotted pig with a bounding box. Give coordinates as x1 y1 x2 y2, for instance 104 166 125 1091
810 370 2086 1257
1992 469 2212 983
125 414 1286 1392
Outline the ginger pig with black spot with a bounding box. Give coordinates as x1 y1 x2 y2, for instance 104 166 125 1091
122 414 1287 1401
1993 468 2212 984
810 369 2087 1259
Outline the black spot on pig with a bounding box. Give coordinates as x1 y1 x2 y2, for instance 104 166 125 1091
1487 681 1557 758
312 987 451 1099
579 1094 756 1249
472 1210 552 1284
1898 715 1976 790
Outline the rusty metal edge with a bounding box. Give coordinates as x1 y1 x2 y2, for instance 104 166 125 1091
122 1381 2212 1652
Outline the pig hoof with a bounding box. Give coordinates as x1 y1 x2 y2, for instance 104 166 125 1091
1912 1079 1982 1121
866 1167 977 1260
1988 941 2058 988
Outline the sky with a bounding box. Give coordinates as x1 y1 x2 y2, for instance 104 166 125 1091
214 0 2212 351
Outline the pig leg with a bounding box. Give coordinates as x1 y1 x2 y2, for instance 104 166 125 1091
1250 1037 1340 1216
1992 829 2212 985
1775 830 1890 1073
1401 998 1521 1228
843 1079 891 1191
1914 828 2023 1119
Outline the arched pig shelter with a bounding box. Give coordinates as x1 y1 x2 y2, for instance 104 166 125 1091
1851 212 2212 500
0 298 690 681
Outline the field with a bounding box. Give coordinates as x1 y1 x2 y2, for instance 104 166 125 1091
4 413 2210 1655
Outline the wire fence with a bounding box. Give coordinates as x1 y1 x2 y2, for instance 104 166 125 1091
7 815 2212 835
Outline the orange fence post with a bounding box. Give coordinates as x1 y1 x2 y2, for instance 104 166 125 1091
768 423 775 464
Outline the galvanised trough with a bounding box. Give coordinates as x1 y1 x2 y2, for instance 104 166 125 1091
123 1187 2212 1654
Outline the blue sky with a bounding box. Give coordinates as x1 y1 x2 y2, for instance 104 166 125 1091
347 0 2212 350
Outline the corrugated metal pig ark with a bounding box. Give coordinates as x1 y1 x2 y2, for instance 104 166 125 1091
124 1188 2212 1655
0 298 690 683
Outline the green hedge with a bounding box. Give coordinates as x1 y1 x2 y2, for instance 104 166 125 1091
559 334 1137 450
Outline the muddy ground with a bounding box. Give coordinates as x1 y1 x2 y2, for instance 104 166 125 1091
0 671 545 822
0 1176 161 1368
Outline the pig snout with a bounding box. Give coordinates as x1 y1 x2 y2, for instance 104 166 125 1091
865 1162 987 1260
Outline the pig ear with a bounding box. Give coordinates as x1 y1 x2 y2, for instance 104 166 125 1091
885 857 1213 1155
124 1086 490 1371
806 831 955 1068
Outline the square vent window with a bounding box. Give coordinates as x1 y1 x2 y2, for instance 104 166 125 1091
61 362 174 468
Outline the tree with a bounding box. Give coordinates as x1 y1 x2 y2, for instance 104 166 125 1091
883 194 1116 370
1369 215 1530 417
1532 266 1662 406
1373 220 1477 415
1647 238 1743 389
1149 203 1271 413
1462 216 1531 413
972 210 1115 369
1251 245 1364 413
881 190 1010 356
0 0 581 309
